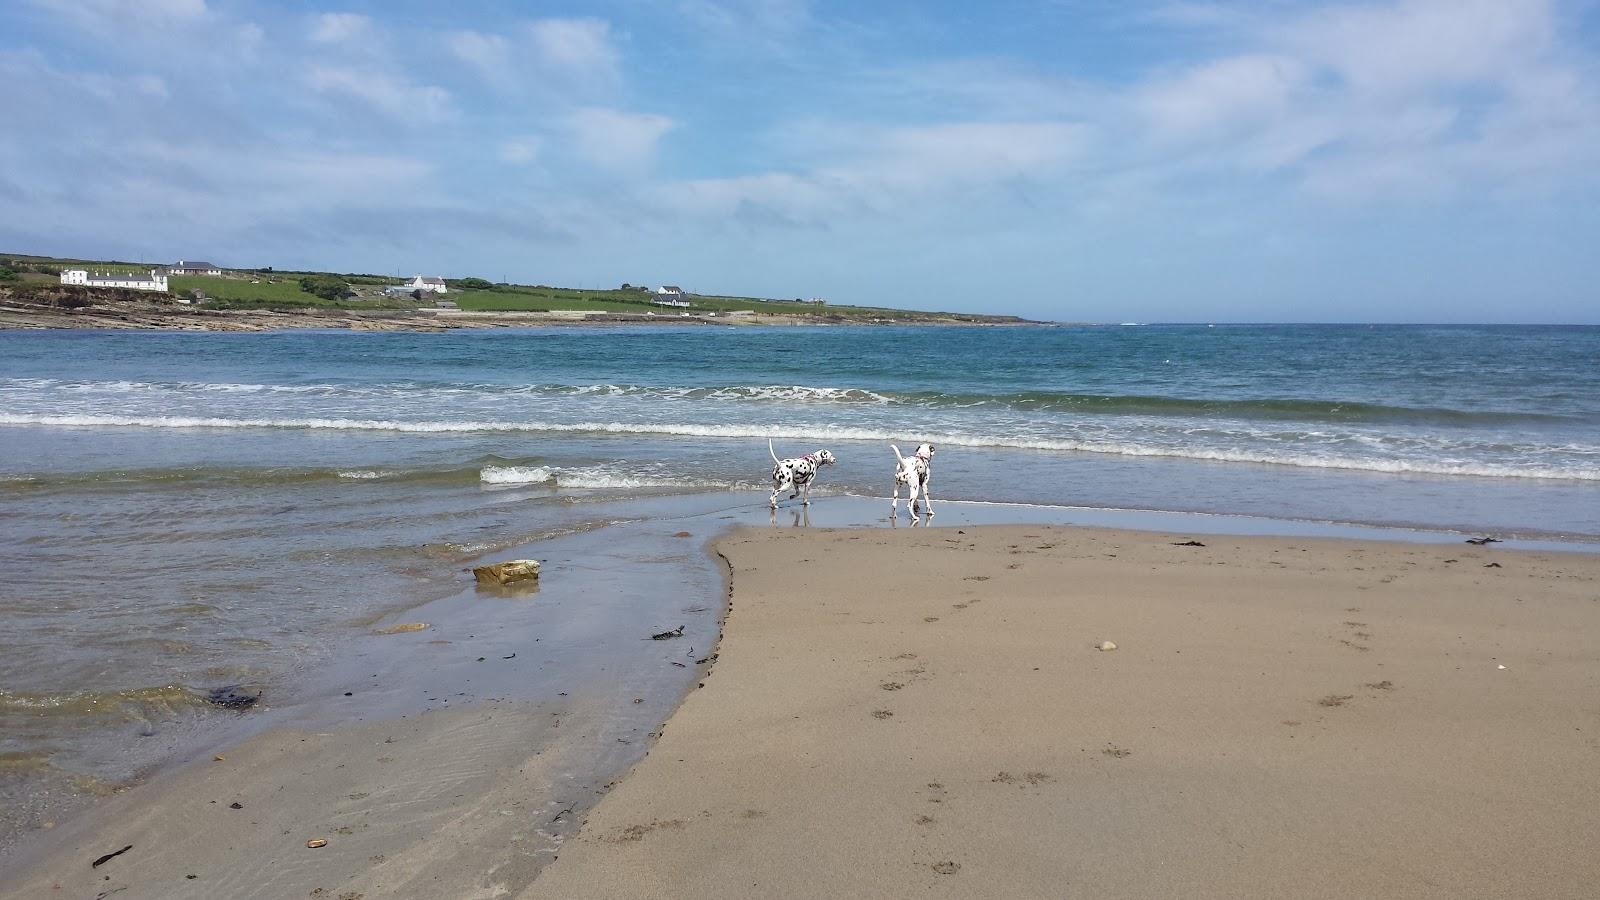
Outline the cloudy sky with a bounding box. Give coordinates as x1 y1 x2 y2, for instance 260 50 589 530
3 0 1598 322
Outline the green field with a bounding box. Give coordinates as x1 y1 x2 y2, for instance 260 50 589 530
4 251 1013 321
448 283 932 319
167 276 421 310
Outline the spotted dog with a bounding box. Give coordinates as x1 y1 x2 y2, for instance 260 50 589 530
890 443 936 520
769 439 836 509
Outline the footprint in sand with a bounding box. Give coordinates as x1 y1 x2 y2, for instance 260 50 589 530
881 682 904 691
931 861 961 875
1317 694 1354 708
993 770 1056 783
872 709 894 719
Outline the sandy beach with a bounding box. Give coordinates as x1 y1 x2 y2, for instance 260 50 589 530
524 525 1600 899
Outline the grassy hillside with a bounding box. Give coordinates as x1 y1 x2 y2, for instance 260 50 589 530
4 252 1019 321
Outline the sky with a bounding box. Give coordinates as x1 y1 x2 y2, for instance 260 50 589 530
3 0 1598 323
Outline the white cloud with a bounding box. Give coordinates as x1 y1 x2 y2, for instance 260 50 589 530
1138 55 1306 137
566 107 675 173
651 120 1084 223
678 0 813 46
28 0 209 31
305 65 453 122
1282 0 1556 93
500 136 544 165
310 13 372 45
528 18 620 79
448 30 510 85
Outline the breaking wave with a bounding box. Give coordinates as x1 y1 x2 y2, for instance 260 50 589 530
4 378 1579 425
4 413 1596 481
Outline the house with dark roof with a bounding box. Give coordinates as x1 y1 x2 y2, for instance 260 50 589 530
656 285 684 296
167 260 224 276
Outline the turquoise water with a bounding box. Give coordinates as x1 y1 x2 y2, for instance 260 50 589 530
1 323 1597 841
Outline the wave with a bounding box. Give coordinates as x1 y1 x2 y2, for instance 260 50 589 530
5 379 1579 425
0 460 496 492
480 465 555 485
480 463 760 491
4 413 1596 481
0 684 208 720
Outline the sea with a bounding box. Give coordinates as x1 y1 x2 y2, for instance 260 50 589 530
2 323 1598 852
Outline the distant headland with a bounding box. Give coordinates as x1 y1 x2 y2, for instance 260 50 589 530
0 253 1030 331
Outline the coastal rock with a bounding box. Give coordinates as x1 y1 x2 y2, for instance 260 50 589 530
1097 641 1118 651
473 559 541 587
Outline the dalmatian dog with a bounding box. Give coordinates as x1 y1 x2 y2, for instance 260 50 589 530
890 443 935 520
769 439 836 509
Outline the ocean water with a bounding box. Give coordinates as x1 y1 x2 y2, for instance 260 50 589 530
2 323 1598 844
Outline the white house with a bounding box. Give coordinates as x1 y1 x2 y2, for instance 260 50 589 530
651 297 692 308
408 275 448 294
60 268 169 293
656 285 684 296
167 260 224 276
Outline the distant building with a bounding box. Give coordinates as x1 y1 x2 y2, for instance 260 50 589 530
408 275 448 294
434 299 458 309
651 297 692 308
806 297 827 305
656 285 684 296
60 268 169 292
167 260 224 276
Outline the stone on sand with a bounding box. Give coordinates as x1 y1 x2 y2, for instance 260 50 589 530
473 559 541 586
1097 640 1118 651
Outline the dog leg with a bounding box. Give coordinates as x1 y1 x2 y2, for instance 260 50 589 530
802 480 811 506
923 476 933 517
770 481 783 509
890 479 901 517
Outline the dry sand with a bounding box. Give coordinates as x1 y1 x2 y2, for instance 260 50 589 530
525 525 1600 899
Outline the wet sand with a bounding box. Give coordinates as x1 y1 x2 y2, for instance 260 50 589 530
525 525 1600 899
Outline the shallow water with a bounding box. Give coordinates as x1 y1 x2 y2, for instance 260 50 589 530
2 324 1597 849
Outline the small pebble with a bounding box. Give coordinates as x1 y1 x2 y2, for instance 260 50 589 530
306 838 327 849
1097 641 1118 651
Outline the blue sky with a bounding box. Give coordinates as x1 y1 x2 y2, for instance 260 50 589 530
3 0 1598 322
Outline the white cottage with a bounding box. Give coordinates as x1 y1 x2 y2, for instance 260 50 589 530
60 268 169 292
408 275 448 294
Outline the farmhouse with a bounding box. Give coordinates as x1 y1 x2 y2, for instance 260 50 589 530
60 268 169 292
656 285 684 296
408 275 448 294
167 260 224 276
651 296 692 308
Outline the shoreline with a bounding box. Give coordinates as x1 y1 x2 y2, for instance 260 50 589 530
525 523 1600 899
7 497 1599 896
0 298 1037 332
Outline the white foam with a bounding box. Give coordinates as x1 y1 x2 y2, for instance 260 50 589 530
6 413 1596 482
480 465 555 485
336 470 385 480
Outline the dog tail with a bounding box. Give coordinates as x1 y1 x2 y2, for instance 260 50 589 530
769 438 781 465
891 443 905 463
